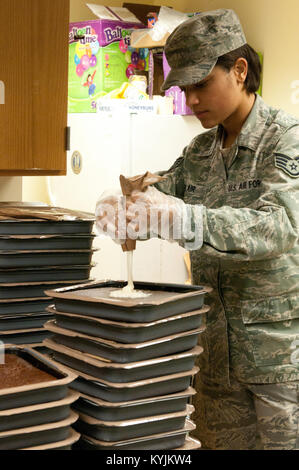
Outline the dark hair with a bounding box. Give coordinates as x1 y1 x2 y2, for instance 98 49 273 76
216 44 262 94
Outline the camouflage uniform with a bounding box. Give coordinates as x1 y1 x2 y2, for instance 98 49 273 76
155 93 299 449
153 7 299 448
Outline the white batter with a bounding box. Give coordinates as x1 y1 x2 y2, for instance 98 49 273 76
109 251 151 299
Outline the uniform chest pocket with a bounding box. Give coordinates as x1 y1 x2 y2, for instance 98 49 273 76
240 294 299 367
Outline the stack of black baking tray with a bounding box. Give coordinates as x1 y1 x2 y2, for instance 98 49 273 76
0 345 80 450
43 280 211 450
0 203 95 349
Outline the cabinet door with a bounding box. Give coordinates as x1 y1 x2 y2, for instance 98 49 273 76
0 0 69 175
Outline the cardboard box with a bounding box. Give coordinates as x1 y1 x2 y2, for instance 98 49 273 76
129 6 196 113
122 3 162 26
162 53 193 116
68 7 147 113
130 29 170 49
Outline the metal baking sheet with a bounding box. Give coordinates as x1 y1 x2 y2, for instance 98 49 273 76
73 419 195 450
0 329 52 345
44 339 202 383
51 305 208 344
72 387 195 422
0 313 54 331
0 346 77 410
46 280 212 323
0 390 79 432
69 366 198 402
0 234 95 251
0 265 93 283
0 279 92 300
0 299 53 315
73 405 193 442
45 319 205 363
0 410 78 450
0 250 95 268
21 428 80 450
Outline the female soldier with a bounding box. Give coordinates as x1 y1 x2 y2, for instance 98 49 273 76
96 9 299 450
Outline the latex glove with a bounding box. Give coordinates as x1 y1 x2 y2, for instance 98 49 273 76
126 186 203 250
95 189 127 245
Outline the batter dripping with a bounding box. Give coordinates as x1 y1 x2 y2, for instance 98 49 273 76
109 252 151 299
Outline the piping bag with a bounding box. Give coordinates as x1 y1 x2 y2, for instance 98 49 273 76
110 171 165 298
119 171 165 252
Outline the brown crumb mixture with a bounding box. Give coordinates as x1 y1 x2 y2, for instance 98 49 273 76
0 354 57 389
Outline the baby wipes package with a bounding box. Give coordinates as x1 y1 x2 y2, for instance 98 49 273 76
68 4 148 113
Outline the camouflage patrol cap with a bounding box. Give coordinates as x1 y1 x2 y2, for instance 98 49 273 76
161 9 247 91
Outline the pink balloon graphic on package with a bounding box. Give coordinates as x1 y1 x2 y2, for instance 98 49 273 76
74 39 99 97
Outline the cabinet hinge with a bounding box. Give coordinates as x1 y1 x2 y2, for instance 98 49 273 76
65 127 71 151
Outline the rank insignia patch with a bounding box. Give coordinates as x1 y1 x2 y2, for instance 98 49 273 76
275 154 299 178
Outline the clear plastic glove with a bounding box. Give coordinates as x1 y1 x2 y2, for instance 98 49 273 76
95 189 127 245
126 186 203 250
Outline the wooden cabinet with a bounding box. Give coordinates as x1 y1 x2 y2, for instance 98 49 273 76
0 0 69 175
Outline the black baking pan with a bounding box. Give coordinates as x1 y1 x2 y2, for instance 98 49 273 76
73 405 193 442
46 280 212 323
0 250 95 268
175 436 202 450
0 329 52 345
0 346 77 410
0 265 93 283
0 235 95 251
69 366 198 403
0 280 92 300
0 410 78 450
72 387 195 422
44 339 202 383
0 299 53 315
21 428 80 450
51 305 208 344
0 221 94 236
31 344 53 356
73 419 195 450
0 390 79 432
0 313 54 331
45 319 205 363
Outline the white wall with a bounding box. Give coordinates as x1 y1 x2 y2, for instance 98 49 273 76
0 178 22 201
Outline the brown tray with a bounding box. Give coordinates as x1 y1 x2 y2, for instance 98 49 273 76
44 338 203 383
0 389 79 432
0 265 93 283
45 280 212 323
21 428 80 450
49 305 208 343
0 234 95 251
0 345 77 410
73 405 194 441
0 313 54 332
45 319 205 363
0 328 52 346
0 279 94 301
72 387 196 421
75 419 196 450
57 360 199 403
0 410 78 450
175 436 201 450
